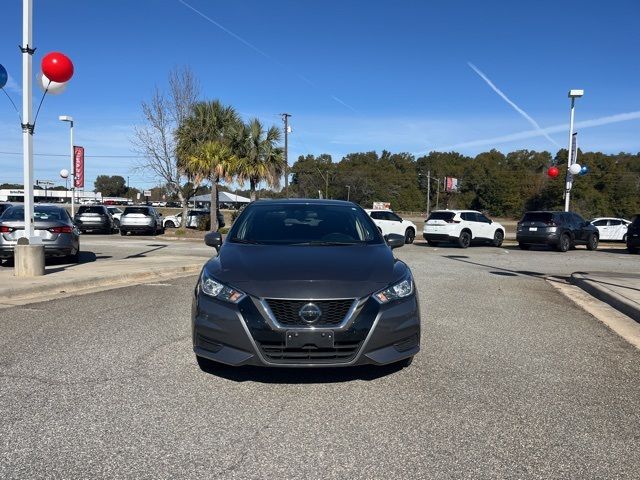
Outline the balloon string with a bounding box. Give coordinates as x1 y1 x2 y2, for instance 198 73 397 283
32 81 50 131
1 87 22 123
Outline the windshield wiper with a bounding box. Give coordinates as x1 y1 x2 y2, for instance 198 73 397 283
229 238 262 244
290 241 363 246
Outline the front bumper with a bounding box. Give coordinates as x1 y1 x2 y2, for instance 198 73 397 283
0 244 75 258
120 224 154 232
423 232 456 242
76 220 110 232
192 291 421 367
516 231 559 245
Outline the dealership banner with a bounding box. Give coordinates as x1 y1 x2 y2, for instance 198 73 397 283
445 177 459 192
74 146 84 188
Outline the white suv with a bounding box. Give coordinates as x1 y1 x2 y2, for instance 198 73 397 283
423 210 505 248
365 209 417 244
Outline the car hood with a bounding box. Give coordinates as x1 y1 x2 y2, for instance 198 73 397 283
203 243 397 299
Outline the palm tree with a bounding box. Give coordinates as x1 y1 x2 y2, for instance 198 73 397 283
233 118 285 201
186 141 237 230
175 100 241 230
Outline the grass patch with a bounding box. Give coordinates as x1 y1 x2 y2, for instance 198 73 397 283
174 228 186 236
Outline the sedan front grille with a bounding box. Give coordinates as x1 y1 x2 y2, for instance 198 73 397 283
258 340 362 363
265 299 354 326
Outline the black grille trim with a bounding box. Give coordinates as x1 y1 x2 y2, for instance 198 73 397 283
258 341 362 363
265 299 354 326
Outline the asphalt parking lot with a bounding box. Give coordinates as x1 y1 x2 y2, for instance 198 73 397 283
1 242 639 479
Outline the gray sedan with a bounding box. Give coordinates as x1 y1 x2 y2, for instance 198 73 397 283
0 204 80 262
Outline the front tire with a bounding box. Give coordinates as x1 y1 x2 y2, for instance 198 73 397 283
492 230 504 247
586 234 599 251
556 233 571 252
404 228 415 244
120 229 127 236
627 245 638 254
457 231 471 249
165 221 175 228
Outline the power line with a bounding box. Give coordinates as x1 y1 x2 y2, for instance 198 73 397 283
0 151 145 158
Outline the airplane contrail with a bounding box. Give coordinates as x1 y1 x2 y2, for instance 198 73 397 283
431 111 640 151
177 0 359 113
467 62 559 147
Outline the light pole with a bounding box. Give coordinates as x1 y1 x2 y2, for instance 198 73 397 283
59 115 74 215
564 89 583 212
346 185 351 201
281 113 291 196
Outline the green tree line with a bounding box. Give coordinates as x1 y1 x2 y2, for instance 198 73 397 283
285 149 640 219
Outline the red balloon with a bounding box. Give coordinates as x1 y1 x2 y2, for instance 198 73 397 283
548 166 559 178
41 52 74 83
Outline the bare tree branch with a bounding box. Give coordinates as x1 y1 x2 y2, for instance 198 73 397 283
131 67 200 226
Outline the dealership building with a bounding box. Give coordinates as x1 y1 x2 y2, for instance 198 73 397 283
0 188 102 203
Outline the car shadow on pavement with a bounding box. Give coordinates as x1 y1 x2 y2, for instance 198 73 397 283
46 251 99 273
125 244 167 259
198 363 406 383
441 254 572 282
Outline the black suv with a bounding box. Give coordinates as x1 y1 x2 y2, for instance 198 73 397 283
627 215 640 253
516 211 599 252
73 205 115 234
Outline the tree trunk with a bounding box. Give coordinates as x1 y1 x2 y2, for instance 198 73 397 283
250 178 256 202
210 179 219 231
178 190 188 228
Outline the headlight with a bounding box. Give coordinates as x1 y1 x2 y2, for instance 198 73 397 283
374 276 414 304
200 272 245 303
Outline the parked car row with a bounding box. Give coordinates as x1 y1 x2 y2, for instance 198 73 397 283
418 207 639 254
0 204 81 262
0 203 229 263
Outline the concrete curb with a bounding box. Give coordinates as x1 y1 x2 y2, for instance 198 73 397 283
571 273 640 323
0 263 202 302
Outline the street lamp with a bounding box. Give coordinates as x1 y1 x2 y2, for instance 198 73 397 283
564 89 583 212
59 115 74 216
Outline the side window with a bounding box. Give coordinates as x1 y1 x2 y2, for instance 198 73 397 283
592 220 607 227
609 220 621 226
388 212 402 222
460 212 473 222
572 213 585 226
370 211 385 220
558 213 570 225
477 214 490 223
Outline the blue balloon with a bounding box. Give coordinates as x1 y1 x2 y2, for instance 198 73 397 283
0 64 7 89
579 165 589 176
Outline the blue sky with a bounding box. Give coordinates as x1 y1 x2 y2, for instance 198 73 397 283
1 0 639 190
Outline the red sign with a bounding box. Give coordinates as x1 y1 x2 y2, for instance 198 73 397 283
74 146 84 188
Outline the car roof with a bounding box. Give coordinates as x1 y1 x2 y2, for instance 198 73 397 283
430 209 479 213
255 198 355 207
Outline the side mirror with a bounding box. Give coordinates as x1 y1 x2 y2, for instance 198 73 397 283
204 231 223 249
384 233 405 250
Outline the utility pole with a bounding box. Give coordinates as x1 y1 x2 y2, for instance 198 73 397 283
281 113 291 196
346 185 351 201
435 177 441 210
426 170 431 216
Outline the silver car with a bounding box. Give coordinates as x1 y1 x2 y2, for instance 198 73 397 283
107 206 124 229
119 206 164 236
0 204 80 261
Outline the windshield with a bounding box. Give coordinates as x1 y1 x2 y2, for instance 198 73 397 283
78 206 105 214
521 212 553 223
1 206 66 221
229 203 383 245
123 207 151 215
427 211 454 221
